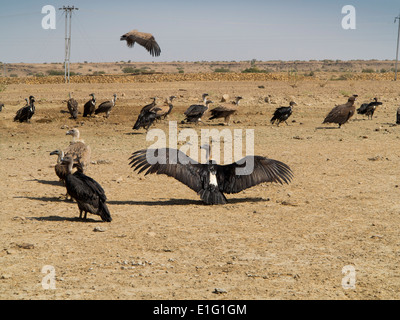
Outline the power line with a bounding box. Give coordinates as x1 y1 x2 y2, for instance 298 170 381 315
59 6 79 83
395 13 400 81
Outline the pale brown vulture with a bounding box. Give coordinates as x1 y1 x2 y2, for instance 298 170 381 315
64 128 91 173
120 30 161 57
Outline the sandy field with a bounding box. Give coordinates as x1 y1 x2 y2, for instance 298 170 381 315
0 76 400 300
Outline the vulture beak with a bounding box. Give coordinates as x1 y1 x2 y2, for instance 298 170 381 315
66 130 73 136
120 35 126 41
50 150 59 156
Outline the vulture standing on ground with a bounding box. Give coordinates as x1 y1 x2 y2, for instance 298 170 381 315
183 100 213 124
356 97 382 119
0 102 4 112
64 128 91 173
323 95 358 128
396 107 400 125
14 96 35 123
270 101 297 126
209 96 243 125
156 96 176 120
95 94 117 118
83 93 96 117
50 149 83 183
129 145 293 205
182 93 211 124
67 93 79 119
120 29 161 57
62 155 112 222
133 97 158 131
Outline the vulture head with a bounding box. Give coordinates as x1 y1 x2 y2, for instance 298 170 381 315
66 128 81 142
289 101 297 107
348 95 358 103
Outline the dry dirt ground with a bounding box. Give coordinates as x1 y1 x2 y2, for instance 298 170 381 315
1 78 400 300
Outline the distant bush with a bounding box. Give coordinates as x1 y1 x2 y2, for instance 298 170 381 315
362 68 375 73
92 71 106 75
47 70 64 76
241 66 268 73
214 68 231 73
10 74 18 77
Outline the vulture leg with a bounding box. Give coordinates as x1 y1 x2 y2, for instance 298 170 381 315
79 209 83 220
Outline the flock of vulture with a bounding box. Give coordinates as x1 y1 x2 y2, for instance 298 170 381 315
0 30 397 222
1 91 392 223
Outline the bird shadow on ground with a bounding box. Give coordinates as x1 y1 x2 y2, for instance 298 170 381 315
14 196 70 203
124 132 145 136
315 126 340 130
108 197 267 206
27 216 102 223
27 179 64 187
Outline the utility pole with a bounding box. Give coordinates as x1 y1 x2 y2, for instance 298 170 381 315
395 13 400 81
59 6 79 83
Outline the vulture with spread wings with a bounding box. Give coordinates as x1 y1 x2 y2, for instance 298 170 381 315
129 147 293 205
120 30 161 57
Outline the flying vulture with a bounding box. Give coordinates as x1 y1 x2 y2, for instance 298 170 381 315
323 95 358 128
120 29 161 57
129 146 293 205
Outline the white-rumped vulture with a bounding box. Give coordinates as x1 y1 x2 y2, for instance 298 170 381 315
356 97 382 120
83 93 96 117
62 155 112 222
323 95 358 128
133 97 158 131
270 101 297 126
14 96 35 123
182 93 211 124
209 96 243 125
120 30 161 57
64 128 91 173
95 94 117 118
129 146 293 205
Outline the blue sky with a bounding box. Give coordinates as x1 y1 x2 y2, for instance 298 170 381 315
0 0 399 63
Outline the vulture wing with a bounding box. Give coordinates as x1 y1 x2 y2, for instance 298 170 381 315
216 156 293 194
122 30 161 57
129 148 205 193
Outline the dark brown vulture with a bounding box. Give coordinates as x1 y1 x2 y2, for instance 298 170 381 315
120 30 161 57
67 93 78 119
129 145 293 205
323 95 358 128
61 155 112 222
209 96 243 125
0 102 4 112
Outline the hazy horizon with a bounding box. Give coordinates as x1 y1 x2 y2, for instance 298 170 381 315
1 0 399 64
